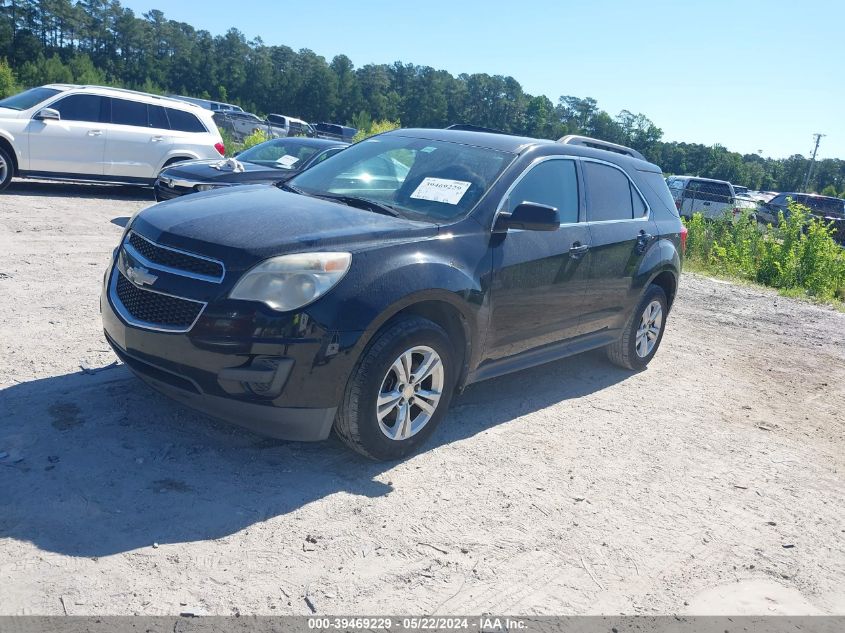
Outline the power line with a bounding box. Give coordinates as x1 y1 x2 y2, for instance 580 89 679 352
801 133 826 192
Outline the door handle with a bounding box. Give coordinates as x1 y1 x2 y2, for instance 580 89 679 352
636 230 653 254
87 129 103 136
151 135 165 142
570 242 590 259
702 201 711 206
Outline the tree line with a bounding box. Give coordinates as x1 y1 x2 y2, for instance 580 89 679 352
2 0 843 196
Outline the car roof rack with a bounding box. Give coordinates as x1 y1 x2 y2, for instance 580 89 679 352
445 124 508 135
557 135 645 160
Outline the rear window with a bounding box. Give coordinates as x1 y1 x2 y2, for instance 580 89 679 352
166 108 206 133
805 197 845 217
687 181 732 204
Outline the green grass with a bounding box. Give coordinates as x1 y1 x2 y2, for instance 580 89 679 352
683 203 845 310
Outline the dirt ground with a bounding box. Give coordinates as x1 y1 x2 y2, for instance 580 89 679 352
1 179 843 616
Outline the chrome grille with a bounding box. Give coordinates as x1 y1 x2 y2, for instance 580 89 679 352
127 232 224 281
114 272 204 330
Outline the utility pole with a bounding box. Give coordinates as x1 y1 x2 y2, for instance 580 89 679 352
801 133 825 192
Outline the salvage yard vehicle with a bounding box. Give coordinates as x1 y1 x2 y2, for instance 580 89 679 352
757 192 845 244
154 137 348 200
0 84 225 191
212 110 283 142
313 122 358 142
266 114 315 138
666 176 739 220
102 129 684 460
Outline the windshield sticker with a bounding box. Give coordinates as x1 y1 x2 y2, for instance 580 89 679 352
410 177 471 205
420 146 437 153
276 154 300 168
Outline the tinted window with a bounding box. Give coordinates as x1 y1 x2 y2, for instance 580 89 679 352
1 87 61 111
631 186 648 217
770 194 787 206
166 108 206 133
149 105 168 129
509 159 579 224
689 181 732 203
51 94 104 123
111 98 148 127
584 161 634 221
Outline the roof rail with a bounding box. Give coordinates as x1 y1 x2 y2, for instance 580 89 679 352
445 123 508 135
81 85 201 108
557 135 645 160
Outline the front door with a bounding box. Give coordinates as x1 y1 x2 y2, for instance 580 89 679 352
579 160 657 335
486 158 590 361
26 93 107 176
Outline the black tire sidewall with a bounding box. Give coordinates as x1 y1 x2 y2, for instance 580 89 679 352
0 146 13 190
626 286 668 370
347 319 455 460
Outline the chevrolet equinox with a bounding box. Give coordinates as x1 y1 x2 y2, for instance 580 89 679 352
101 129 685 460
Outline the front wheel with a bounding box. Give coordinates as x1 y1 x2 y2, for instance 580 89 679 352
335 316 456 460
606 284 668 370
0 146 13 191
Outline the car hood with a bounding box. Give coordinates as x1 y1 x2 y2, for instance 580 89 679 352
132 185 439 270
160 159 296 184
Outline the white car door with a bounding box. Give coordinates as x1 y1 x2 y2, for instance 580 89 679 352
26 93 107 176
103 98 172 180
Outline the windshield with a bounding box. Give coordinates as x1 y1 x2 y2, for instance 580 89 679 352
0 86 62 111
237 139 322 170
288 134 514 221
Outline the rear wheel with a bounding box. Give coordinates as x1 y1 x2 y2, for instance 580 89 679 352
606 284 668 370
0 146 13 191
335 316 455 460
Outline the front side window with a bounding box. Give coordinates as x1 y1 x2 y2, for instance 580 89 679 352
584 161 635 221
289 135 514 221
1 87 61 111
50 94 104 123
508 159 579 224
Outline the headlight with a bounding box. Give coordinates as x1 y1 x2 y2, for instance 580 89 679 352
229 252 352 311
196 184 222 192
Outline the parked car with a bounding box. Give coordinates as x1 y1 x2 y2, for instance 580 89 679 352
0 84 225 191
666 176 740 220
313 122 357 143
154 137 348 200
213 110 283 142
168 95 244 113
267 114 315 137
102 129 684 459
757 193 845 243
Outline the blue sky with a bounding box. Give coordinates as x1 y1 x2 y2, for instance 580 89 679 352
121 0 842 159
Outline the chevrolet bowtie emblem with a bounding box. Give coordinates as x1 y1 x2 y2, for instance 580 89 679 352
126 265 158 287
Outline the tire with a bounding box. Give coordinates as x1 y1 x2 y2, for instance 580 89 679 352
0 145 14 191
606 284 669 371
335 316 456 460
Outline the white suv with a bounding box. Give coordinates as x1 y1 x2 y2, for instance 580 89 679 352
0 84 225 191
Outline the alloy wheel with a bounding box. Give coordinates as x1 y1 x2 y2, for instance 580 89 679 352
376 345 444 441
635 300 663 358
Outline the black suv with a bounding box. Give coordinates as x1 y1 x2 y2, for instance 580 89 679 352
102 129 684 460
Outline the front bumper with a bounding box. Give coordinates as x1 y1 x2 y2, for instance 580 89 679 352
101 264 363 441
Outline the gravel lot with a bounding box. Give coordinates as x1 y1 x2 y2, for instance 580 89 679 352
1 179 844 616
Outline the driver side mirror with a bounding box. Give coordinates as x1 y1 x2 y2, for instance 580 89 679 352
34 108 60 121
494 202 560 233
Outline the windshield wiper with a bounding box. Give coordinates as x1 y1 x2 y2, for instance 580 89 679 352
278 182 304 194
318 194 403 218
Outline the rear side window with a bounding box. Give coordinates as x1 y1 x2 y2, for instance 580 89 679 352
111 98 148 127
584 161 636 221
51 94 105 123
689 181 732 203
166 108 206 133
508 159 579 224
641 171 678 217
149 105 168 129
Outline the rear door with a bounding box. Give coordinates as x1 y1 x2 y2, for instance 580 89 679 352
579 159 657 336
487 157 591 360
103 98 172 179
26 93 108 176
